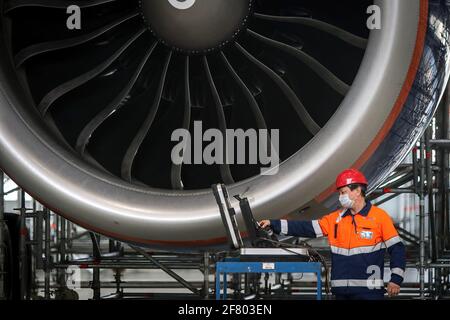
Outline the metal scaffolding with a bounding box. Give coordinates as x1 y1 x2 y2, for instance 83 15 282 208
366 85 450 299
1 92 450 300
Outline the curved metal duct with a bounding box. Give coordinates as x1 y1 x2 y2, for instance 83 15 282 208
0 0 449 250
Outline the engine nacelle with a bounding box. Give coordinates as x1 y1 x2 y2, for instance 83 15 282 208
0 0 449 249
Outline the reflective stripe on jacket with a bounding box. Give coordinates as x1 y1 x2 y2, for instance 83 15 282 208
270 201 406 295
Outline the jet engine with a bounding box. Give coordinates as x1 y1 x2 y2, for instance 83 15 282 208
0 0 449 249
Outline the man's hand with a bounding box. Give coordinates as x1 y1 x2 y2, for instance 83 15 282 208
259 220 271 229
387 282 400 297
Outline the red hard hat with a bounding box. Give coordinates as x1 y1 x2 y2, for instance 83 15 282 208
336 169 368 190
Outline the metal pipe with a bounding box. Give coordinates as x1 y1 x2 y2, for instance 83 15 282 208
434 97 444 298
35 211 44 270
373 193 403 207
397 164 441 171
55 257 422 268
114 269 122 295
109 238 117 254
428 268 433 297
58 217 67 285
372 173 415 194
19 189 27 300
419 136 426 299
377 168 412 188
54 216 61 296
130 245 200 295
44 208 51 300
443 88 450 252
3 187 19 196
66 220 72 250
89 232 101 260
385 169 414 184
60 217 66 262
372 188 416 194
429 139 450 148
30 201 37 297
0 172 3 214
203 252 209 300
57 216 67 294
91 233 101 300
50 231 89 249
53 254 205 262
35 281 212 289
426 126 438 262
92 267 101 300
0 170 5 300
413 145 419 194
428 263 450 268
53 263 202 269
32 280 432 290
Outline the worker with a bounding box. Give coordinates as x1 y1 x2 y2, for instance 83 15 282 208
259 169 406 300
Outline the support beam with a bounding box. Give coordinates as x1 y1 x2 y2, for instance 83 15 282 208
419 137 427 299
19 189 28 300
0 170 5 300
203 252 210 299
90 233 101 300
130 245 200 295
44 208 51 299
426 126 438 262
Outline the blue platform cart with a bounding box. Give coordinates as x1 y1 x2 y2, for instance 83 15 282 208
215 260 323 300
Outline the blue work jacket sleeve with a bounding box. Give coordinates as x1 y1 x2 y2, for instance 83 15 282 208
270 219 324 238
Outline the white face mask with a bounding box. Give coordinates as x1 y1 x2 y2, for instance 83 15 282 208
339 194 354 209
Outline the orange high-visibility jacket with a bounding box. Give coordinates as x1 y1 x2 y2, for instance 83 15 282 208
271 201 406 296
